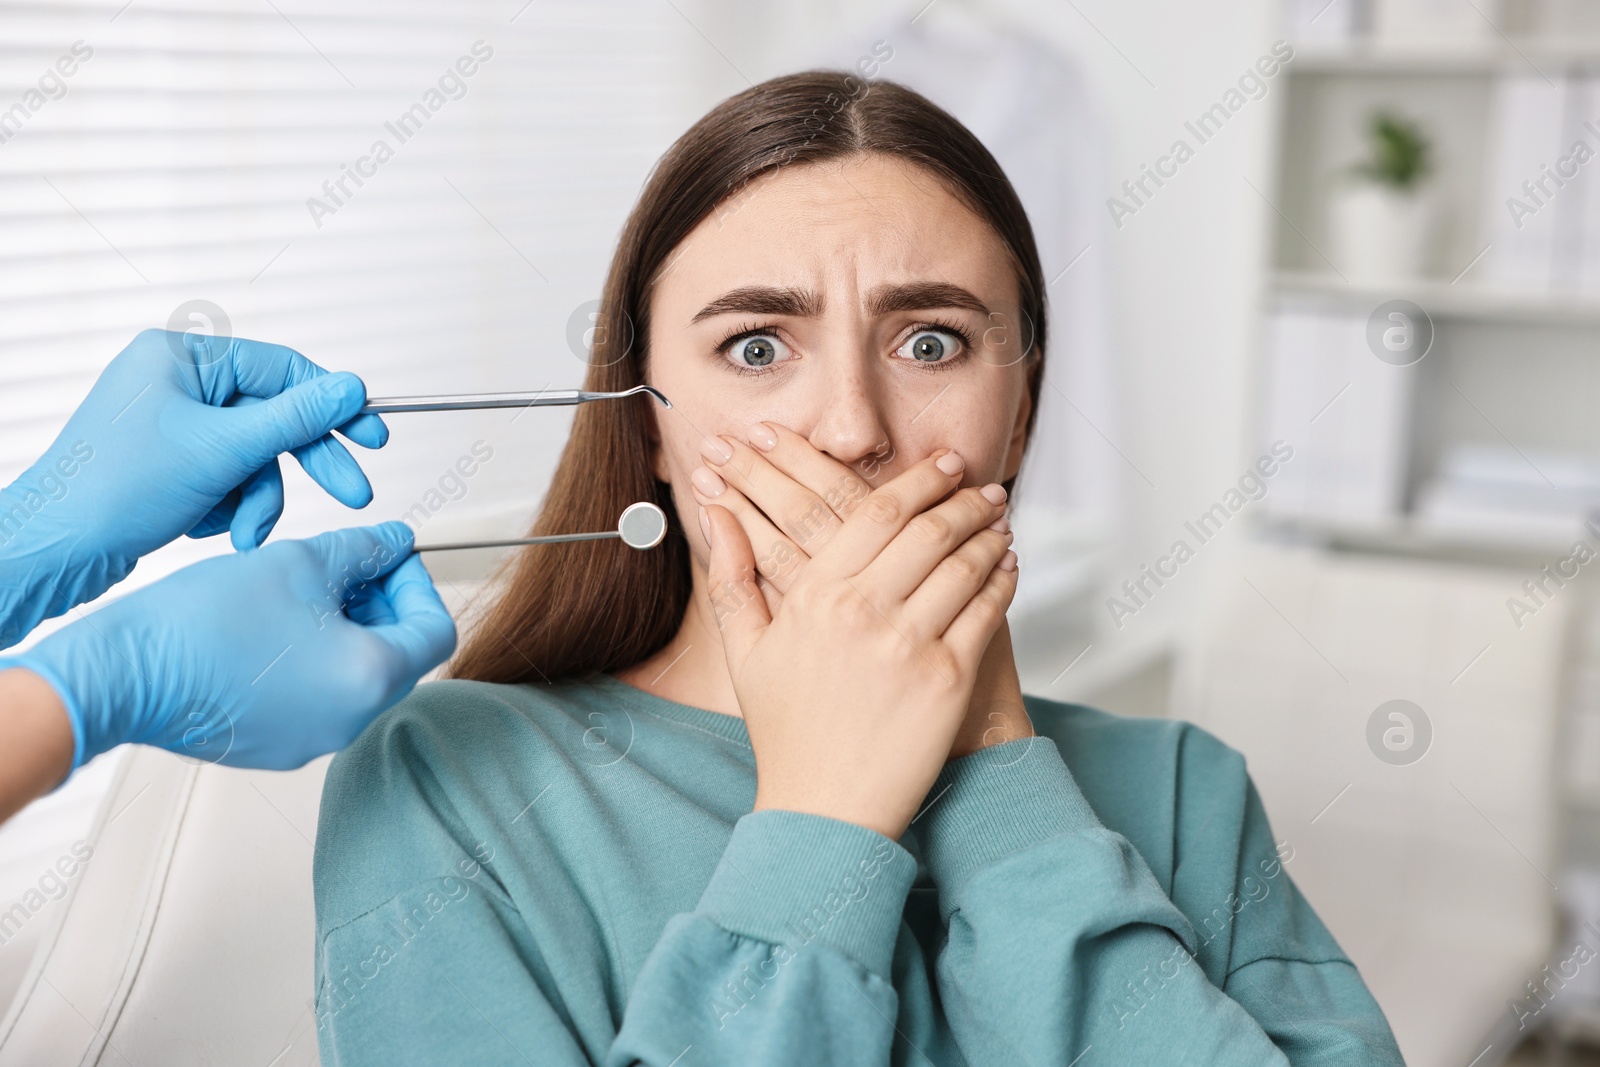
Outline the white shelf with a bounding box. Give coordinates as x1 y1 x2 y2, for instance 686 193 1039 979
1257 512 1587 562
1291 39 1600 75
1271 270 1600 327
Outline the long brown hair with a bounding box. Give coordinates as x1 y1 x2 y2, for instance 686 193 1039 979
449 70 1048 684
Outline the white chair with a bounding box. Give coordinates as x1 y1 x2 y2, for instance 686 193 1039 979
0 748 330 1067
1173 540 1568 1067
0 564 498 1066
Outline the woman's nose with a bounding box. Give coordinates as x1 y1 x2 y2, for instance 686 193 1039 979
803 371 893 470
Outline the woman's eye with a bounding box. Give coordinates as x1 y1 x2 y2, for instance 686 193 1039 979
725 333 790 370
896 329 962 364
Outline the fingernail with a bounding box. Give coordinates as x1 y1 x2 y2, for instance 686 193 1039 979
936 451 965 475
999 549 1018 572
691 465 726 497
988 515 1010 534
698 505 711 544
979 482 1007 506
746 422 777 451
698 435 733 464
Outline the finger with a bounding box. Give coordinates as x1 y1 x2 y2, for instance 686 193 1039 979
859 484 1008 604
223 374 375 510
701 431 854 557
701 503 768 667
813 449 967 580
690 470 806 592
229 370 367 465
338 414 387 450
750 420 879 505
900 527 1014 639
757 573 783 618
290 431 375 510
346 591 397 628
345 576 399 627
227 337 389 449
303 521 415 604
366 555 458 675
940 551 1019 663
228 459 286 550
187 488 239 539
336 412 389 450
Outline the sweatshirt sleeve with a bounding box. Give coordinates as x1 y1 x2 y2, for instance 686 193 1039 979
316 808 916 1067
915 733 1404 1066
610 809 914 1065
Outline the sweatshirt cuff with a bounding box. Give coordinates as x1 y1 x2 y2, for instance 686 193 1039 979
695 809 915 982
917 735 1102 908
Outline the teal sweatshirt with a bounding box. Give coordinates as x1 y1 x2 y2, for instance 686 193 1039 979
312 674 1403 1065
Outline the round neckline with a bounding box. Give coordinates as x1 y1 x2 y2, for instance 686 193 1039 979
593 672 752 747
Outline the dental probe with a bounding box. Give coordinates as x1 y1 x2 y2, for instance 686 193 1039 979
360 384 670 415
414 502 669 553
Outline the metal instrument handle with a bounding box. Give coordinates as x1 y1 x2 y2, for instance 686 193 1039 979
361 384 669 414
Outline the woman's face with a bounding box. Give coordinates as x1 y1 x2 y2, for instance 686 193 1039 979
646 151 1034 565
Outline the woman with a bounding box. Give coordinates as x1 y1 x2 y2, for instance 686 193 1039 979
312 71 1403 1066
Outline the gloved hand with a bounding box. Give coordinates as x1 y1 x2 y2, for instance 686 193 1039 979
0 329 390 647
2 523 456 773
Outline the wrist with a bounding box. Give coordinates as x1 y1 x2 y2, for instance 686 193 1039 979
0 479 130 648
0 667 76 821
6 605 144 773
950 618 1031 761
948 700 1034 760
752 790 914 841
0 537 66 649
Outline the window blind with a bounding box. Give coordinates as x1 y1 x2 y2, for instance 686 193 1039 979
0 0 692 599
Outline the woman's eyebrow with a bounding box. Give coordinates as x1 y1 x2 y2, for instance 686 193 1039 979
866 282 990 316
691 286 821 323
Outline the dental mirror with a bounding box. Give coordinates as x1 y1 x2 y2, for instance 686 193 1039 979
414 501 668 553
616 501 669 549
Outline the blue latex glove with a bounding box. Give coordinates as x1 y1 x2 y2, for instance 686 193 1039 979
2 523 456 773
0 329 390 647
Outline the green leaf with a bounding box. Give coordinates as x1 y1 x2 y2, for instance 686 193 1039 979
1350 110 1431 189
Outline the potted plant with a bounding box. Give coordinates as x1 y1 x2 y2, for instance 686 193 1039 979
1329 110 1434 284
